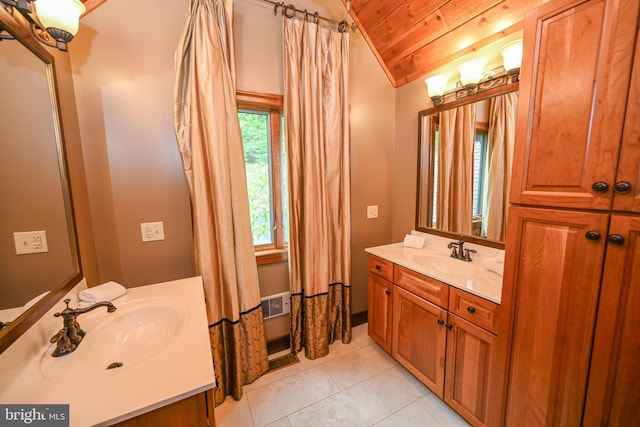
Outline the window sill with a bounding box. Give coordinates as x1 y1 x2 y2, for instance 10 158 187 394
256 248 288 266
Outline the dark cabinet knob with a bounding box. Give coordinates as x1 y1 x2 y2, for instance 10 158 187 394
614 181 632 194
446 324 453 331
437 319 445 326
585 231 601 241
467 306 476 314
375 264 381 270
592 182 609 193
385 289 391 296
606 234 625 245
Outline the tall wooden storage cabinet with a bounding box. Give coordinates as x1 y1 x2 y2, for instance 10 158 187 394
503 0 640 425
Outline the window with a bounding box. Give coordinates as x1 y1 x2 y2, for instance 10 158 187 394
237 91 288 264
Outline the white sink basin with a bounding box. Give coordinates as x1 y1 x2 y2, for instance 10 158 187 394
41 297 189 384
413 255 479 277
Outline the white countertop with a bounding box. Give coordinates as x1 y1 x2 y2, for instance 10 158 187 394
0 276 215 426
365 233 504 304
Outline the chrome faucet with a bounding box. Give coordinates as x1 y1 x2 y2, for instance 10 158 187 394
447 239 477 262
50 299 117 357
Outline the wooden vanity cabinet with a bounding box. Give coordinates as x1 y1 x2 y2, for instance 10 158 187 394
367 255 393 352
367 254 504 426
393 284 447 397
113 389 215 427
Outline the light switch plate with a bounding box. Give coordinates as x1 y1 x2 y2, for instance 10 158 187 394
367 205 379 219
141 222 165 242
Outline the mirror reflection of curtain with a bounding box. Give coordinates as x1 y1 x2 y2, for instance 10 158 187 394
437 103 475 235
283 18 352 360
173 0 268 405
482 92 518 240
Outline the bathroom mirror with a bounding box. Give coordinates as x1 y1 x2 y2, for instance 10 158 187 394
416 83 518 249
0 11 81 353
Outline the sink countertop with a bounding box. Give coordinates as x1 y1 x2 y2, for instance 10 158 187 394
0 276 215 426
365 235 503 304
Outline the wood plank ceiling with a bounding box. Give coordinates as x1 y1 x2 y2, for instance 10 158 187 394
344 0 549 87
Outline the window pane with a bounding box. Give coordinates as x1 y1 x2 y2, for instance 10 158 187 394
432 129 439 225
472 132 487 218
281 114 289 244
239 110 273 245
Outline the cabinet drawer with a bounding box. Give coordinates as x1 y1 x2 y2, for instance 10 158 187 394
368 255 394 281
449 287 500 334
394 264 449 309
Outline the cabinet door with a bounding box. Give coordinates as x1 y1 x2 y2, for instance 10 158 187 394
444 314 499 427
584 215 640 426
392 285 447 397
612 25 640 213
504 206 608 426
510 0 639 210
368 273 393 353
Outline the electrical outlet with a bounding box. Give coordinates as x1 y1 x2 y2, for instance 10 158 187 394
13 231 48 255
141 222 165 242
367 205 379 219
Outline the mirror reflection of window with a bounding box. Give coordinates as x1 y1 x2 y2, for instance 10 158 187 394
417 90 518 244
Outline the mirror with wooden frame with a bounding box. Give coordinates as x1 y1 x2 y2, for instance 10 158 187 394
0 8 82 354
416 83 519 249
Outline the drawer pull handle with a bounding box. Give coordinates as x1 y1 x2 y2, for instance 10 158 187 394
467 306 476 314
437 319 445 326
375 264 381 270
606 234 625 246
592 181 609 193
385 289 391 296
614 181 632 194
585 231 601 241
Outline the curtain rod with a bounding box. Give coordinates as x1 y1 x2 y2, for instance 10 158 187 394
260 0 358 33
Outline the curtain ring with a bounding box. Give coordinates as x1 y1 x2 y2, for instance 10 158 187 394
284 4 296 18
303 9 308 22
338 20 348 33
273 2 281 16
313 12 319 24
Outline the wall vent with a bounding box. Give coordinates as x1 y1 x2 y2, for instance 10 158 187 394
261 292 291 320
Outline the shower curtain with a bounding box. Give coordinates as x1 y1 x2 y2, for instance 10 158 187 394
437 103 476 235
283 17 352 360
483 92 518 241
173 0 269 405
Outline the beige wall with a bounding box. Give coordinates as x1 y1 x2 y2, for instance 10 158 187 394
70 0 396 338
392 78 434 242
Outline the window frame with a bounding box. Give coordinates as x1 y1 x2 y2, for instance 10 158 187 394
237 90 288 265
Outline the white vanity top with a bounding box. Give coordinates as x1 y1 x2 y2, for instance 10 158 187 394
0 276 215 426
365 232 504 304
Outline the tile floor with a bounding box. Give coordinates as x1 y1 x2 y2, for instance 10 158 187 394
215 323 470 427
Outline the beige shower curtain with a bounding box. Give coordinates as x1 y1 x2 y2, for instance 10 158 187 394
483 92 518 240
437 104 475 235
173 0 268 405
283 17 352 360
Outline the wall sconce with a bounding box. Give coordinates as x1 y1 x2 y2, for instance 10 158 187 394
458 60 486 90
0 0 85 51
501 40 523 82
425 75 448 106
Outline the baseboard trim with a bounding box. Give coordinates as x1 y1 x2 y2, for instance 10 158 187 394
266 311 368 355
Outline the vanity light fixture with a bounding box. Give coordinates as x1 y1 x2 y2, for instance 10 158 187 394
425 75 448 106
0 0 85 51
458 60 486 90
501 39 523 82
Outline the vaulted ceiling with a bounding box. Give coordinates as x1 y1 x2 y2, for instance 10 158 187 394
81 0 550 88
344 0 549 87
